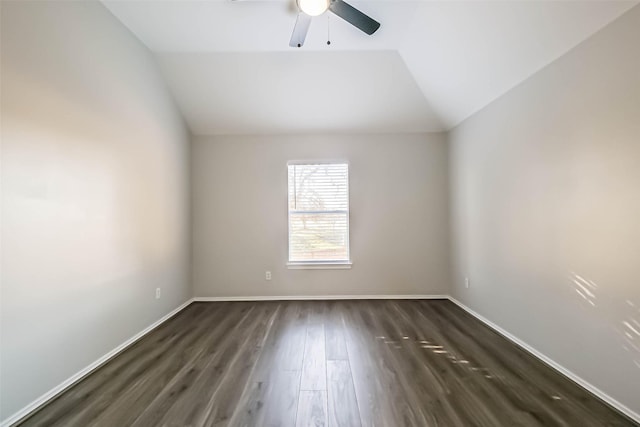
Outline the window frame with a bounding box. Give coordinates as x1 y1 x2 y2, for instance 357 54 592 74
286 160 352 270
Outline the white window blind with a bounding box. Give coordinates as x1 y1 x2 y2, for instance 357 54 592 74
288 163 350 263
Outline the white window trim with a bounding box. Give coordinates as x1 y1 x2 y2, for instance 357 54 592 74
287 261 353 270
287 161 352 269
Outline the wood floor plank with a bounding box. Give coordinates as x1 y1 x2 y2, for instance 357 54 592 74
353 301 432 426
262 370 301 427
129 303 276 427
199 303 281 427
300 324 326 391
251 302 307 382
340 300 414 427
415 301 565 425
326 360 361 427
228 370 301 427
230 303 305 427
225 381 267 427
324 302 348 360
382 301 513 426
98 302 258 427
17 300 637 427
295 391 327 427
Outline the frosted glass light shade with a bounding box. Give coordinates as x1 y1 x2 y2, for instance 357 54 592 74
298 0 329 16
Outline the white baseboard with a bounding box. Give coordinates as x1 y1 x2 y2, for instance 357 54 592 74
193 294 449 302
447 296 640 424
1 298 195 427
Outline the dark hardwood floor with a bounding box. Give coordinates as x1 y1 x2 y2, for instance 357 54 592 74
18 300 637 427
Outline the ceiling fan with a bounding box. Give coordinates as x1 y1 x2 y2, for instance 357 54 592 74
290 0 380 47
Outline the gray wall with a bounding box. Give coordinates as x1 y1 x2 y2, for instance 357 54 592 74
192 133 450 297
449 5 640 415
0 1 191 420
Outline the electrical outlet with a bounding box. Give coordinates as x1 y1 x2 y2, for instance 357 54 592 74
265 271 272 281
465 278 470 289
156 288 161 299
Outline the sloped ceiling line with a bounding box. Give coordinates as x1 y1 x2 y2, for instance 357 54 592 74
102 0 638 134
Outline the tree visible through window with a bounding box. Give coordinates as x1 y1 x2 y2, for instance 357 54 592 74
288 163 350 263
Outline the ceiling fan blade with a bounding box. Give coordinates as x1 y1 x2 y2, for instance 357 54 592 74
329 0 380 35
289 13 312 47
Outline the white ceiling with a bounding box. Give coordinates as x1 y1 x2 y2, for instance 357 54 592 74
102 0 638 135
156 51 443 134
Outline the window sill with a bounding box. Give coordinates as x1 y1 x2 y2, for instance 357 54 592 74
287 261 352 270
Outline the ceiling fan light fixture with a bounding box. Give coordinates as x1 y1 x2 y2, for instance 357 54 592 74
297 0 329 17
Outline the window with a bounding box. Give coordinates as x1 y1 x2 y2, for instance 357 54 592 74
288 162 351 268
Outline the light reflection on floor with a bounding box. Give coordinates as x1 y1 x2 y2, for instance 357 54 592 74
375 331 568 402
376 334 503 381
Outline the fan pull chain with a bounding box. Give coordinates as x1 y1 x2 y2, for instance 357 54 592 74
327 14 331 45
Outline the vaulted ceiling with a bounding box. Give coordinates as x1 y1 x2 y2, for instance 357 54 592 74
102 0 638 135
